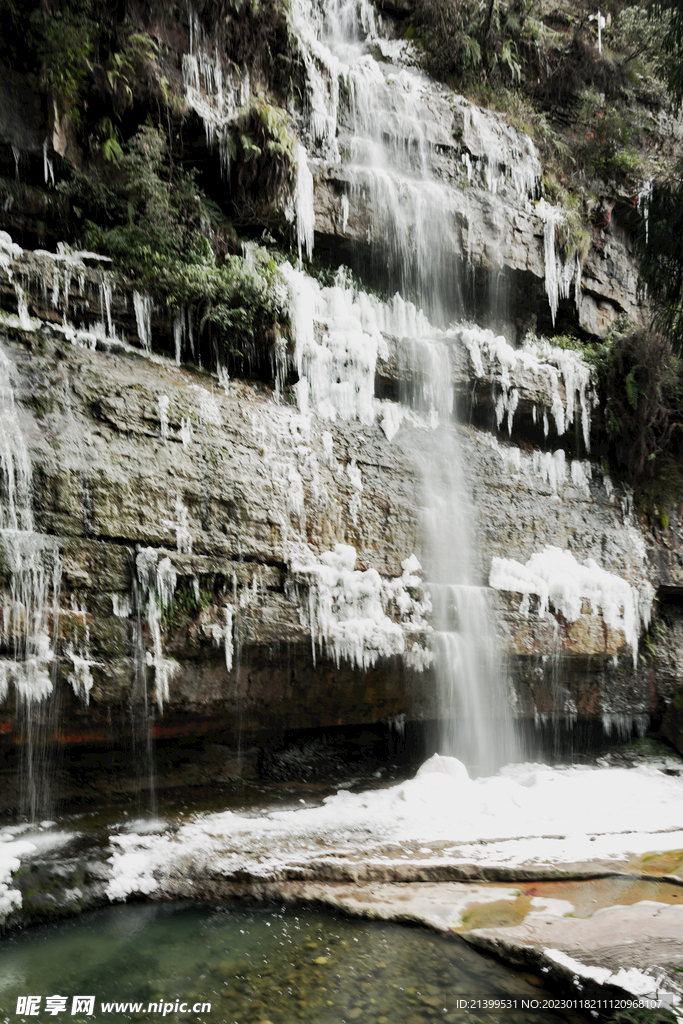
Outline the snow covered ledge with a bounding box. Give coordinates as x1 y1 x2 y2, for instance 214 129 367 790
490 546 655 667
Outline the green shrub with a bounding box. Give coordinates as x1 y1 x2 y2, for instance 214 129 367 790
60 125 288 368
587 318 683 511
577 91 642 185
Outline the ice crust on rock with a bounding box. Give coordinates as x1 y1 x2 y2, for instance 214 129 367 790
462 105 541 197
136 548 178 709
106 757 683 903
489 546 654 665
487 434 594 496
289 543 432 670
544 949 680 1010
294 143 315 262
0 346 62 703
282 262 433 425
459 326 595 449
536 199 581 326
0 838 36 922
133 292 153 352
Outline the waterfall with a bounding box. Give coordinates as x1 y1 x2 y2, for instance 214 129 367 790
290 0 524 770
293 0 540 323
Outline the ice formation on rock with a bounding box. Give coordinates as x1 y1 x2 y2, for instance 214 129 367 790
136 548 178 709
289 544 431 670
133 292 153 352
0 839 36 923
486 435 593 496
283 262 436 424
489 546 654 665
157 395 170 444
536 199 581 325
460 325 595 449
294 144 315 262
106 758 683 911
0 347 61 703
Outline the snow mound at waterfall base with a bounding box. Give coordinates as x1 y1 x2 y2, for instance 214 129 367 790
107 756 683 900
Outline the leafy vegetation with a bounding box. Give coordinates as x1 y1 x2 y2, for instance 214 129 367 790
587 316 683 511
228 99 299 217
576 89 641 186
60 126 288 371
637 165 683 355
29 1 95 122
652 0 683 110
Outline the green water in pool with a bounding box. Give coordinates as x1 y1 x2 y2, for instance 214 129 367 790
1 903 586 1024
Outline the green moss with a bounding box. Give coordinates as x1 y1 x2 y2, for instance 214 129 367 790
161 580 213 634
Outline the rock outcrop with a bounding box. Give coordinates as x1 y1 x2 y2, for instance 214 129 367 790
0 249 680 781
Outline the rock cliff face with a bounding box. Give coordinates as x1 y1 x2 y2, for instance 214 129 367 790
1 0 683 816
0 233 680 791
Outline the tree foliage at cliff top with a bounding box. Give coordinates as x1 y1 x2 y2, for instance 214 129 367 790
412 0 669 194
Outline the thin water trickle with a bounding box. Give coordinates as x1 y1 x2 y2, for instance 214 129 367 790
130 569 158 819
0 346 63 819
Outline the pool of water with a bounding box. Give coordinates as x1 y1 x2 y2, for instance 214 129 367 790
1 902 586 1024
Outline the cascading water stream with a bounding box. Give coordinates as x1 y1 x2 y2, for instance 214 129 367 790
289 0 527 771
399 333 519 772
294 0 540 323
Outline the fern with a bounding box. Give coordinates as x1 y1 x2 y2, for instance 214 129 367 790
624 367 640 410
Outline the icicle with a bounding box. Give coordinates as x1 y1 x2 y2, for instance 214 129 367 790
13 283 33 331
224 606 234 672
174 308 184 366
180 416 193 448
158 395 170 443
294 144 315 263
217 365 230 394
133 292 153 352
42 140 54 187
638 179 653 245
136 547 178 711
174 498 193 553
340 195 349 233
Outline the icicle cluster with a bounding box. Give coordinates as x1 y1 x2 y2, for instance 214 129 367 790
290 544 432 671
181 4 250 177
489 546 655 667
460 325 596 450
536 199 582 326
282 262 435 425
136 548 179 710
0 347 62 703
